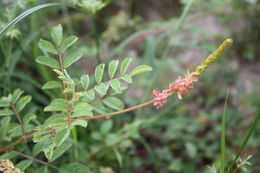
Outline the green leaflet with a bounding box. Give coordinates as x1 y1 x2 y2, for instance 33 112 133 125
100 120 113 135
42 81 62 90
61 36 78 53
55 129 70 147
43 114 67 128
44 99 68 112
51 24 63 46
108 60 119 79
95 64 105 83
49 141 72 162
63 52 83 68
80 74 89 90
71 120 88 128
109 79 122 94
0 109 14 116
103 97 124 111
120 57 132 75
36 56 60 69
11 88 24 104
38 39 57 55
95 83 109 96
16 160 33 171
16 95 32 112
72 102 93 117
130 65 153 76
121 74 132 84
59 162 92 173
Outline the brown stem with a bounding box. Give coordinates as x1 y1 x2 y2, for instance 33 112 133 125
69 91 174 121
11 150 58 169
57 48 64 73
69 99 154 121
11 103 25 136
0 133 34 153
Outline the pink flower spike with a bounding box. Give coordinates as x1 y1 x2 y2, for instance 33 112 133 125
169 75 198 100
152 89 169 109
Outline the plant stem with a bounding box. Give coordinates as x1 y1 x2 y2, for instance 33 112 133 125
11 150 58 169
0 133 34 152
221 89 229 173
69 92 174 122
11 103 25 136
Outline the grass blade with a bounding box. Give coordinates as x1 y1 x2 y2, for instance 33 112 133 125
226 111 260 173
221 89 229 173
0 3 71 38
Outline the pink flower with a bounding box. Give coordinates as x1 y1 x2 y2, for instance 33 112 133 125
169 75 198 100
152 89 169 109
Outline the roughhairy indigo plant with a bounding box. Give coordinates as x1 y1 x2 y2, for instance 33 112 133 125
0 24 233 171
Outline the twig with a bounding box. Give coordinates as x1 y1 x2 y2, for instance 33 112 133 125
0 133 34 153
11 150 58 170
10 103 25 136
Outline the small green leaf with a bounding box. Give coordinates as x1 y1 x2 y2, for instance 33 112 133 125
94 103 110 115
55 129 70 147
35 166 49 173
113 148 123 167
130 65 153 76
100 120 113 135
80 74 89 90
16 160 33 171
44 99 68 112
51 24 63 46
108 60 119 79
95 64 105 83
120 57 132 75
49 141 72 162
11 88 24 104
109 79 122 93
103 97 124 111
0 117 11 137
95 83 109 96
105 134 120 146
38 39 57 54
43 114 67 129
73 102 93 117
23 113 37 124
59 162 91 173
61 36 78 53
71 120 88 128
42 81 62 90
121 74 132 83
33 135 54 156
0 99 10 107
0 109 14 116
36 56 60 69
63 52 83 68
16 95 32 112
85 89 95 100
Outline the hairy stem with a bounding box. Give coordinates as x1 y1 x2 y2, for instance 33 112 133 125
11 150 58 169
11 103 25 136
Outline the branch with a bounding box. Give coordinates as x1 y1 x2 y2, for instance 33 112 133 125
0 133 34 153
11 150 58 170
10 103 25 136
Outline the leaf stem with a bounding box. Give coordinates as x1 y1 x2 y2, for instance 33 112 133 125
10 103 25 136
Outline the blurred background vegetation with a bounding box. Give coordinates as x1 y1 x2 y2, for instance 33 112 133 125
0 0 259 172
